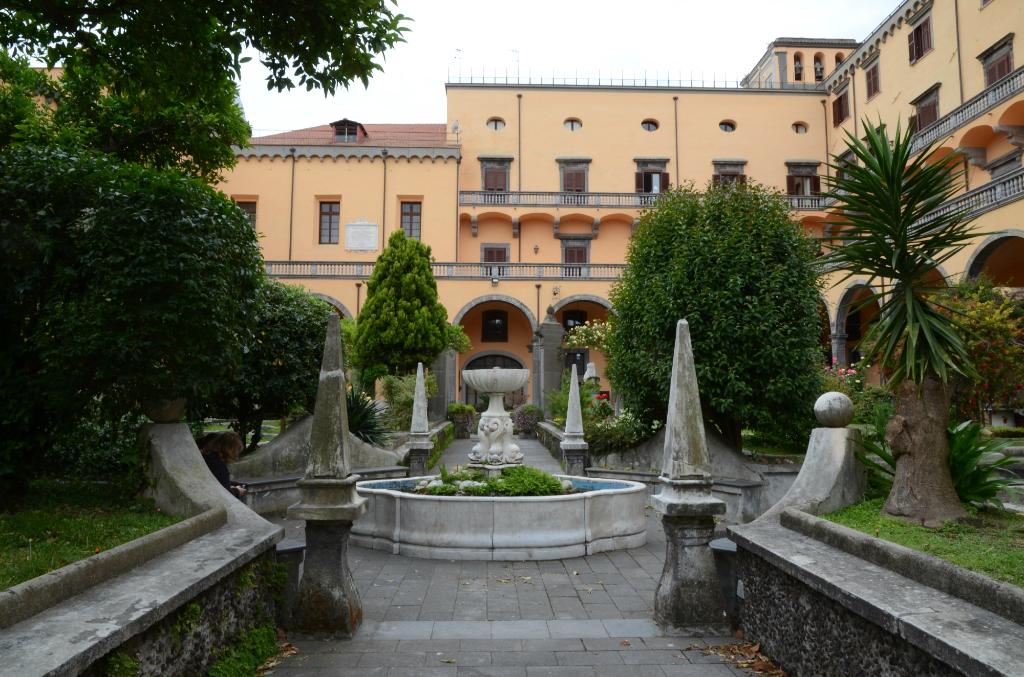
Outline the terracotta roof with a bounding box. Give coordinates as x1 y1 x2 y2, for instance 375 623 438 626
250 123 452 147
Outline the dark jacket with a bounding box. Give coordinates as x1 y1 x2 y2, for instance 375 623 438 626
202 453 244 499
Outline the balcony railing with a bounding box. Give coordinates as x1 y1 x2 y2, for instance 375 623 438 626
917 167 1024 227
265 260 628 281
461 191 830 211
910 65 1024 154
460 191 660 208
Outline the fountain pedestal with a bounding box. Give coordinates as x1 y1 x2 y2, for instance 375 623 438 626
462 367 530 468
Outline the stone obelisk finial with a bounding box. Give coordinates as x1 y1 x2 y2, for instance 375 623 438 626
652 319 728 629
561 364 589 476
286 312 368 636
407 362 433 476
306 312 351 479
660 319 711 481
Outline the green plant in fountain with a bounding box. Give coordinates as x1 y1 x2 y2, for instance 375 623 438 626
826 120 980 525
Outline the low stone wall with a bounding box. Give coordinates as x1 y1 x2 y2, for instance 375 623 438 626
85 552 281 677
535 421 564 465
729 510 1024 676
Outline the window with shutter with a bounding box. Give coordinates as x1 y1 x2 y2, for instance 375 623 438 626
980 37 1014 87
635 159 669 194
913 87 940 130
235 200 257 229
908 17 932 64
865 64 880 99
832 90 850 127
481 244 509 278
561 168 587 192
482 163 510 191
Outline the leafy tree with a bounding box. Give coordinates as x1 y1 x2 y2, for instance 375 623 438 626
606 182 823 450
204 280 333 452
0 145 264 500
946 278 1024 425
353 231 451 380
2 1 408 95
826 121 978 525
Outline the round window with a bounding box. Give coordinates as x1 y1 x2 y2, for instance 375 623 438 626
564 118 583 131
486 117 506 130
641 119 659 132
719 120 736 132
792 122 808 134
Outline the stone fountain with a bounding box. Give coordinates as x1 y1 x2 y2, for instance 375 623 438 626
462 366 529 474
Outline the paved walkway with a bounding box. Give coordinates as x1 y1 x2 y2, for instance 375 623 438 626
267 438 755 676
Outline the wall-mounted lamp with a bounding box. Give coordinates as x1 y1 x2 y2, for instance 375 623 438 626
491 277 499 287
533 244 540 254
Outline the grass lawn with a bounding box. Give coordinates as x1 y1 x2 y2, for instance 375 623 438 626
740 430 805 462
0 479 180 590
825 498 1024 589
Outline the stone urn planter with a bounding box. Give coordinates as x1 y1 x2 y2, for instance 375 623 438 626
143 397 187 423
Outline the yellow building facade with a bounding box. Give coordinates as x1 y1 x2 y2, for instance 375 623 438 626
218 0 1024 408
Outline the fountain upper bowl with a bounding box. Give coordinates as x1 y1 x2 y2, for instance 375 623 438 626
461 367 529 394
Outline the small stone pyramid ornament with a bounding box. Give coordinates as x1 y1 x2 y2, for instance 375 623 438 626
407 362 434 476
561 364 588 476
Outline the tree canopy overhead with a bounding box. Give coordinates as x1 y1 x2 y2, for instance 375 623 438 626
1 0 409 94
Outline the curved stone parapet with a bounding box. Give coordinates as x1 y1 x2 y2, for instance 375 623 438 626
352 476 647 560
755 426 866 523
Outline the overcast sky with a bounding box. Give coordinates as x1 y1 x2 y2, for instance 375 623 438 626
238 0 896 135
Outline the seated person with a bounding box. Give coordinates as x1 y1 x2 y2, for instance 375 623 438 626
199 431 247 500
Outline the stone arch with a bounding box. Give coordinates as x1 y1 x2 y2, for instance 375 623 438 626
453 295 538 332
461 351 527 405
311 293 353 319
965 230 1024 285
833 282 880 366
551 294 612 314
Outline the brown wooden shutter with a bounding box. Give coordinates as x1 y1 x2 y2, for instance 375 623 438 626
908 28 917 61
660 172 670 190
832 98 841 126
635 172 644 192
786 175 797 195
712 174 721 187
908 115 918 134
921 19 931 54
811 176 821 194
738 174 747 185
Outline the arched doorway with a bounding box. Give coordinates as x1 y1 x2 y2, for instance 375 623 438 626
462 353 526 408
552 295 612 393
835 284 880 366
967 234 1024 287
456 296 537 406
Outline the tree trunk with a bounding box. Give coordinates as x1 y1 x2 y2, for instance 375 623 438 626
883 374 966 526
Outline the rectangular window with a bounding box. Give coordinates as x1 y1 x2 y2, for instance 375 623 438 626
836 150 856 182
832 90 850 126
634 159 670 195
865 63 880 99
481 244 509 278
400 201 421 240
318 201 340 244
565 348 588 377
908 16 933 64
981 37 1014 87
561 167 587 192
236 200 257 228
912 87 940 131
481 309 508 343
786 175 821 196
562 309 588 331
562 241 588 278
987 151 1022 180
482 163 510 191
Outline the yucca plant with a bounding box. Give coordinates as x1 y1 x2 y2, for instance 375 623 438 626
346 388 390 447
826 120 979 525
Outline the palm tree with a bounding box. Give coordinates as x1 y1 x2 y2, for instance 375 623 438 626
825 121 978 526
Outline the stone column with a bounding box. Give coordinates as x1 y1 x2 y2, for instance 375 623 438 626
537 308 565 410
286 314 368 636
407 362 434 477
561 364 589 476
652 319 728 629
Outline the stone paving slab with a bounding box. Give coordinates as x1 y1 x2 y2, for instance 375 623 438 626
267 437 755 675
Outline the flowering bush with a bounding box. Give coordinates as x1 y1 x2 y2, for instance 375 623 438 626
822 357 865 395
512 404 543 437
564 320 610 352
588 411 662 459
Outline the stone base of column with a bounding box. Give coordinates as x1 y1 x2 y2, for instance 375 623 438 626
290 520 363 637
562 450 588 477
653 514 729 628
407 444 432 477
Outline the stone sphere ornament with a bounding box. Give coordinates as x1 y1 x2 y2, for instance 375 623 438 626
814 391 854 428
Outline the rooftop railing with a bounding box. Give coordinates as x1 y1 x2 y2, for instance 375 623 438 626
910 65 1024 154
447 73 823 91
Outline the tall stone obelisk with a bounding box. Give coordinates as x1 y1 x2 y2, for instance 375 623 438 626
560 364 589 476
652 320 728 628
407 362 433 476
287 313 368 636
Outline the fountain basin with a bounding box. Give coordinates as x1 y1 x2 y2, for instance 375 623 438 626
352 476 647 560
461 367 529 395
